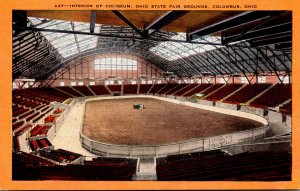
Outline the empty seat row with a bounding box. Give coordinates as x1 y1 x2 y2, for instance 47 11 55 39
205 84 243 101
39 149 82 163
250 84 291 108
156 151 291 181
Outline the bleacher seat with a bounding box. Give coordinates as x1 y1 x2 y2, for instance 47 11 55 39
183 84 212 97
138 84 153 94
107 85 122 92
123 84 138 94
201 84 224 96
157 84 178 94
88 85 110 95
56 86 83 97
174 84 198 96
72 86 94 96
39 149 82 163
149 84 167 94
205 84 243 101
156 151 291 181
250 84 291 108
224 83 272 104
166 84 188 95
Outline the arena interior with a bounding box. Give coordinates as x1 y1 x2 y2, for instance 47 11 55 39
12 10 292 181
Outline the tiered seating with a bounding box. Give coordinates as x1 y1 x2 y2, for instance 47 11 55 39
13 137 20 152
72 86 94 96
165 150 225 162
44 115 56 123
224 83 272 104
205 84 243 101
56 86 83 97
14 87 69 104
30 124 52 137
18 110 34 120
201 84 224 96
279 101 292 114
149 84 166 94
156 151 291 181
36 87 71 102
174 84 198 96
13 163 136 180
88 85 110 95
25 111 40 122
40 106 50 113
14 124 32 136
183 84 212 97
39 149 82 163
123 84 138 94
12 118 17 123
250 83 292 108
166 84 188 95
13 106 29 117
13 152 56 167
29 138 52 151
157 84 178 94
107 85 121 92
138 84 153 94
53 108 65 115
13 155 137 180
12 121 25 131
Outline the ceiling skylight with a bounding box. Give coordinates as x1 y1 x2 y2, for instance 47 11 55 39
150 33 223 61
28 17 101 58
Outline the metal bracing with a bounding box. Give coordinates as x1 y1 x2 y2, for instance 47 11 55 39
266 46 290 73
112 10 146 38
250 35 292 47
13 11 292 83
191 56 218 75
256 48 283 82
144 11 189 35
228 47 257 73
90 11 97 33
13 25 223 46
211 49 240 74
13 25 64 80
217 48 251 83
71 22 81 53
188 11 285 41
233 46 264 74
243 46 273 73
42 51 165 86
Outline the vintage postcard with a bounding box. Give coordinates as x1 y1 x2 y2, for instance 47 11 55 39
0 0 299 190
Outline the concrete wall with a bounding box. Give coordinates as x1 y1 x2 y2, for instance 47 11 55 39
240 105 268 117
286 115 292 128
215 102 239 110
197 99 214 106
268 110 284 123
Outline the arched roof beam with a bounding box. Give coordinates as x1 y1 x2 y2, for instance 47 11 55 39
144 11 189 36
188 11 285 41
265 46 290 73
222 22 291 45
217 48 251 83
111 10 147 38
256 48 283 83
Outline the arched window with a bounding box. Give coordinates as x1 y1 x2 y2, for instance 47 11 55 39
94 57 137 70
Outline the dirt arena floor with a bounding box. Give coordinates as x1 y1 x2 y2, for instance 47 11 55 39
82 98 263 145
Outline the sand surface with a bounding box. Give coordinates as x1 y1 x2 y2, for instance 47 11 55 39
82 98 262 145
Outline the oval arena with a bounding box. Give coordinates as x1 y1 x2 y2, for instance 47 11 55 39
81 96 267 157
11 10 292 182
